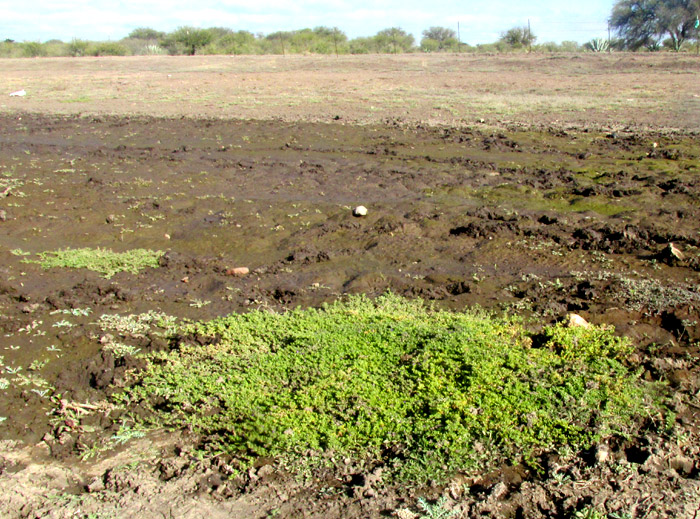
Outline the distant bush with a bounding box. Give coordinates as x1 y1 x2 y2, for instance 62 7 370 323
90 42 130 56
0 41 21 58
68 39 89 57
21 41 47 57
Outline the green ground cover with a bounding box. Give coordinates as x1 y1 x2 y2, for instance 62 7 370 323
119 293 663 484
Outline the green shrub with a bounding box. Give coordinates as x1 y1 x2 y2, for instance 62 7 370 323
90 42 129 56
21 41 47 57
68 39 89 57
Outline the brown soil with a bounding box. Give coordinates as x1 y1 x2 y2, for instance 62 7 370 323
1 54 699 518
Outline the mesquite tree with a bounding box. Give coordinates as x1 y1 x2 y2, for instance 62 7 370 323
611 0 700 51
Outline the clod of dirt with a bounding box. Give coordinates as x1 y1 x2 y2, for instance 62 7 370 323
670 455 695 477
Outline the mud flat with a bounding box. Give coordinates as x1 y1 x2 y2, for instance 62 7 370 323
0 54 699 518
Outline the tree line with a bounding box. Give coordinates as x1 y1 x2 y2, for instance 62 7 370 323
2 1 699 58
0 25 563 58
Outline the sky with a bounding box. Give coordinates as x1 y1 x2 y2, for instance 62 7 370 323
1 0 614 45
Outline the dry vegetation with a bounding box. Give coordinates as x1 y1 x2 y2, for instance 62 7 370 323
1 53 699 129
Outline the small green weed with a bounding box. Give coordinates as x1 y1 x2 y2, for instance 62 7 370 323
98 311 177 337
26 247 163 278
418 496 457 519
572 507 606 519
619 277 700 314
119 293 663 485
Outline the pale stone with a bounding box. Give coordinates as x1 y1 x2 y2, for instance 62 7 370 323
666 243 684 261
595 444 610 464
353 205 368 217
567 313 591 328
226 267 250 277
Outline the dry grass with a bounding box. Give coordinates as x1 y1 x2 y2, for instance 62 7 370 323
1 53 699 129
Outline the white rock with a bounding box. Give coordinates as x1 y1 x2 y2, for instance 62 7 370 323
353 205 367 217
9 89 26 97
666 243 684 261
595 443 610 464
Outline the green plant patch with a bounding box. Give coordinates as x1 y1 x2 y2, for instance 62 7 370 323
118 293 663 484
27 247 163 278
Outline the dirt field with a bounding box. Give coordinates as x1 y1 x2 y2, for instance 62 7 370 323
2 53 700 129
1 54 699 518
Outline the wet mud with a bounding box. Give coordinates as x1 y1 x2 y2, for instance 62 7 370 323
0 113 699 518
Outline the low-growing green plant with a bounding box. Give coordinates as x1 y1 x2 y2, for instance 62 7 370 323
619 277 700 314
103 341 141 358
110 424 146 445
118 293 663 484
418 496 457 519
26 247 163 278
98 311 177 337
572 507 606 519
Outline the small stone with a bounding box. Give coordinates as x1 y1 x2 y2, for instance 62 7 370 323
181 276 189 283
105 214 115 224
86 477 105 493
0 210 6 221
21 303 41 314
257 465 274 477
395 509 419 519
567 313 591 329
353 205 368 217
595 443 610 464
226 267 249 277
164 233 171 240
489 481 508 500
665 243 684 261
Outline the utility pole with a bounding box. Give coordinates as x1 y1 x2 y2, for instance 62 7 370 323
458 22 461 53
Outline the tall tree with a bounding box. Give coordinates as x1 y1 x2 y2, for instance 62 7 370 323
611 0 699 51
421 26 460 51
373 28 415 53
499 26 536 48
127 27 165 40
170 27 213 55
